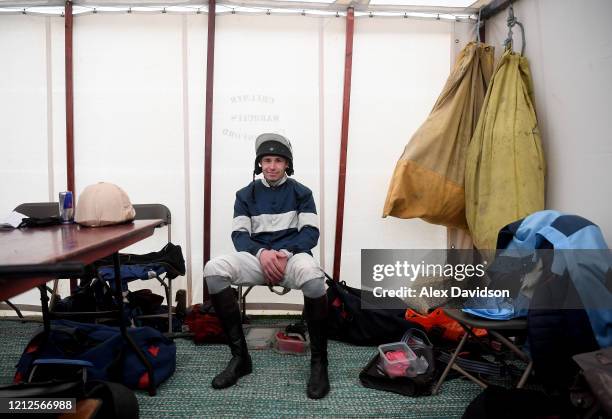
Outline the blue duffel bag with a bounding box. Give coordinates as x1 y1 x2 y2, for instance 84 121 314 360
14 320 176 391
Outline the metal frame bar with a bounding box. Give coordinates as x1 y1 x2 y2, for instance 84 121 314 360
0 0 479 15
1 300 24 318
480 0 512 21
332 6 354 283
112 252 157 396
152 274 173 334
432 321 533 394
203 0 216 303
64 0 77 293
216 1 479 15
65 0 75 196
479 15 486 42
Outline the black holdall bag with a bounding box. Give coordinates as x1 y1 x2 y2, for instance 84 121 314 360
0 378 139 419
325 276 422 346
571 347 612 418
359 328 438 397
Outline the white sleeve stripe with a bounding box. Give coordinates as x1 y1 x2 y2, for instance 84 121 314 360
232 215 251 234
298 212 319 231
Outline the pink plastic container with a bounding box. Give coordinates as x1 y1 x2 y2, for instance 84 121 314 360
378 342 418 378
274 332 309 355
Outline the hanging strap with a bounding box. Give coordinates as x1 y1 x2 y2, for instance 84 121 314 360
504 3 526 55
476 7 482 43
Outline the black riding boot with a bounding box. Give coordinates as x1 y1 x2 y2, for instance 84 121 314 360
304 294 330 399
210 287 252 389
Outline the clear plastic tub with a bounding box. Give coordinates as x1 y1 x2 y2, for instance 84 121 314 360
378 342 420 378
245 327 277 350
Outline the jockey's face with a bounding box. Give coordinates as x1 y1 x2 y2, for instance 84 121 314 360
260 155 288 182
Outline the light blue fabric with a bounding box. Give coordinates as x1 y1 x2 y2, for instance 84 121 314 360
463 302 515 320
464 210 565 320
503 210 563 251
464 210 612 348
536 224 612 348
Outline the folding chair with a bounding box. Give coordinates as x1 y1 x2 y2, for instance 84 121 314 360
14 202 59 218
237 283 291 321
238 285 253 320
5 203 62 315
432 308 533 394
93 204 182 334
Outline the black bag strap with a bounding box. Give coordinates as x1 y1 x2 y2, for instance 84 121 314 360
86 380 139 419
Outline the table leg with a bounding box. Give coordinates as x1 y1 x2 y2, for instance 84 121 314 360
112 252 157 396
3 300 24 319
38 285 51 333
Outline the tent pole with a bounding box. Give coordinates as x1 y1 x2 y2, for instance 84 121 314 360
203 0 216 302
65 0 74 196
332 7 354 283
479 16 486 42
65 0 77 292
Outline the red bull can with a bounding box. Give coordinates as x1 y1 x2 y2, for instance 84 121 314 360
59 191 74 224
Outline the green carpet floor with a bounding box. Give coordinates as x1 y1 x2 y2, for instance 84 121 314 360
0 319 483 418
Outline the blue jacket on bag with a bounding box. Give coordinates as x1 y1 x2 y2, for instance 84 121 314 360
465 210 612 348
231 177 319 256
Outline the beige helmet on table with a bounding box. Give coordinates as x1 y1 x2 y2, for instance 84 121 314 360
75 182 136 227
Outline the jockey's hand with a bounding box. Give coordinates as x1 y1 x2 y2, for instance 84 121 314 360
259 249 284 285
274 250 288 279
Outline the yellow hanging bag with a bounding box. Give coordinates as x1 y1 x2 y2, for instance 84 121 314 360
383 42 494 230
465 49 546 249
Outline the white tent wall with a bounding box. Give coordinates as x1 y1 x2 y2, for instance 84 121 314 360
320 16 346 279
452 20 475 63
1 10 471 311
184 13 207 308
72 13 203 304
341 18 453 286
0 15 66 307
485 0 612 245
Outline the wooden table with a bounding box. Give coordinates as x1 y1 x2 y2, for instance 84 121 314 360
0 219 163 395
0 220 162 300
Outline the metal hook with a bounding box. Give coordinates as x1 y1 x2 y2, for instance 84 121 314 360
504 3 526 55
476 7 482 43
